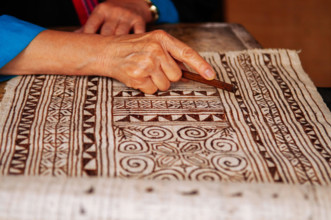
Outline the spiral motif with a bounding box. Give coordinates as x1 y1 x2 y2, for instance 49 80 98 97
189 168 223 181
212 155 247 172
177 126 208 141
205 138 238 152
141 126 173 141
118 141 149 154
120 156 154 175
149 169 185 180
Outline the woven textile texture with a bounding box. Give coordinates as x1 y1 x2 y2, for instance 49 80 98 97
1 49 331 219
0 49 330 184
1 177 331 220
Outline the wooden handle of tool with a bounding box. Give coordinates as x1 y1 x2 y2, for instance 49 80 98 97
182 71 235 93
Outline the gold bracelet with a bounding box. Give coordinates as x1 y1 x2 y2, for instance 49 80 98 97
144 0 159 22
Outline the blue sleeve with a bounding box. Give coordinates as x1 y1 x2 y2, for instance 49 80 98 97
151 0 179 23
0 15 46 82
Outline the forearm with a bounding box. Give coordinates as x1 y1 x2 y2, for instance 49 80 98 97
0 30 105 76
1 28 215 95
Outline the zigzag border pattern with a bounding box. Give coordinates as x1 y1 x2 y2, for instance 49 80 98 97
263 53 331 172
219 53 283 182
8 75 46 175
81 76 99 176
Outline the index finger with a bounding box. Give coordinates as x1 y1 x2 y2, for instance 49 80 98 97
157 31 216 80
133 21 146 34
84 12 104 34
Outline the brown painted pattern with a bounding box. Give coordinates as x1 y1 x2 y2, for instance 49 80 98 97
81 76 99 176
237 53 318 184
7 75 46 175
0 50 330 185
219 54 284 183
111 82 254 181
39 76 76 176
263 53 331 169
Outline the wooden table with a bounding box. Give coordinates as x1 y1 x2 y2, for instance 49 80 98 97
148 23 261 51
0 23 261 101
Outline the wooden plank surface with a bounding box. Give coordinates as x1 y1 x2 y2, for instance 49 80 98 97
148 23 261 51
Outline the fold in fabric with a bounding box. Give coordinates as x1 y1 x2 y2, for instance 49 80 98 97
0 176 330 220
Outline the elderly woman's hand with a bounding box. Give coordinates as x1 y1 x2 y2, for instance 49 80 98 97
0 30 215 94
81 0 152 35
96 30 216 93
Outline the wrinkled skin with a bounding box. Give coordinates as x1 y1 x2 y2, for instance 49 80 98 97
78 0 152 35
1 30 216 94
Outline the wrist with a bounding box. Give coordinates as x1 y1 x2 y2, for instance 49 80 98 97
42 31 105 76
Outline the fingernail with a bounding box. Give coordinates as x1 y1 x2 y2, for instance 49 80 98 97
204 69 215 80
